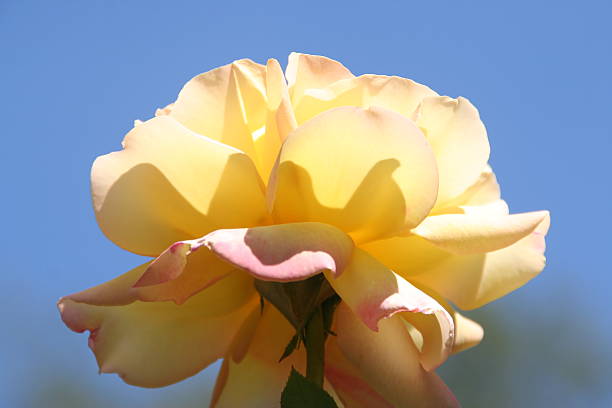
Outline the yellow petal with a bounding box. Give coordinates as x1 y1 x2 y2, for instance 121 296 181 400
268 106 438 243
92 116 268 256
211 304 307 408
415 96 490 207
286 52 354 107
412 212 551 309
334 303 459 407
169 59 267 162
412 210 550 254
432 165 501 214
294 74 438 125
325 249 453 371
58 272 257 388
451 311 484 354
253 58 297 182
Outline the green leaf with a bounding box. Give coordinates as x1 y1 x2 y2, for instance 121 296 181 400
281 368 338 408
279 333 301 362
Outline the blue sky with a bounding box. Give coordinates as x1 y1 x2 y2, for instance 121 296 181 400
1 1 611 406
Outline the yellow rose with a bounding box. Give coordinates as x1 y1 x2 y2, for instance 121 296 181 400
58 53 549 407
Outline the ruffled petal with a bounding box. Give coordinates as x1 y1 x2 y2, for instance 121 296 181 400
92 116 268 256
169 59 267 162
412 211 550 309
286 52 354 107
200 222 354 282
412 210 550 255
133 239 240 304
58 272 258 388
334 303 459 407
294 74 437 125
268 106 439 243
415 96 490 207
325 249 453 371
211 304 307 408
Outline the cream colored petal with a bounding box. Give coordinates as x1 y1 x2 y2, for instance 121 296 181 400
295 74 438 125
253 59 297 182
412 212 550 309
169 59 267 162
451 311 484 354
361 234 452 278
415 96 490 207
334 303 459 407
92 116 268 256
268 106 438 243
412 210 550 255
58 273 257 388
211 304 308 408
286 52 354 107
325 249 453 371
432 165 501 214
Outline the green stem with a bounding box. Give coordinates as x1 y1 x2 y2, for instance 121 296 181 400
304 307 326 387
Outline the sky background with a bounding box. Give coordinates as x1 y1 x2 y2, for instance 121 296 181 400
1 0 611 407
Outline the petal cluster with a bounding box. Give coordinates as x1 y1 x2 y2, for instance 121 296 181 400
59 53 550 407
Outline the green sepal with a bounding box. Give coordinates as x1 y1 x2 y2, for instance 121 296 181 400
280 368 338 408
279 333 301 362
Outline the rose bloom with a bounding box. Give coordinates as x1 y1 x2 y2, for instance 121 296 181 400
58 53 550 407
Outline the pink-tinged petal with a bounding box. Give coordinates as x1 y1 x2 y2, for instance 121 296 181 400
211 305 306 408
58 273 258 388
286 52 354 107
133 239 239 305
334 303 460 407
325 249 454 371
92 115 268 256
411 210 550 255
326 338 394 408
294 74 438 125
200 222 354 282
415 96 490 208
268 106 439 244
412 212 551 309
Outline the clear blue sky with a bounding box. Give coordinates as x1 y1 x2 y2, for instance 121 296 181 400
2 1 611 407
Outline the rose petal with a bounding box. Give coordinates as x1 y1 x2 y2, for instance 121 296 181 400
325 338 394 408
412 211 550 309
451 311 484 354
325 249 453 371
334 303 459 407
92 116 268 256
411 210 550 255
268 106 439 243
201 222 354 282
286 52 354 107
415 96 490 207
294 74 438 125
252 58 297 182
169 59 267 162
58 273 257 388
132 239 239 304
211 305 307 408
